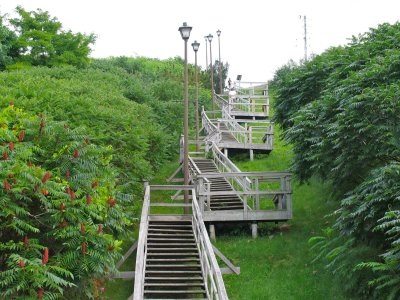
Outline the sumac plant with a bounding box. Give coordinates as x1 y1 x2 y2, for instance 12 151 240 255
0 105 131 299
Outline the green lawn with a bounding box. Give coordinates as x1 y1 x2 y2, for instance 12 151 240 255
104 127 348 299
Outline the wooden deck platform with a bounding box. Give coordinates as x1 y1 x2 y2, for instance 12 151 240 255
188 142 292 224
202 107 273 159
215 81 270 120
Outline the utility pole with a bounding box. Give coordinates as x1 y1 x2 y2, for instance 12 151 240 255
303 15 308 62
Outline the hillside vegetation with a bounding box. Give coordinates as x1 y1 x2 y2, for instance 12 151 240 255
271 22 400 299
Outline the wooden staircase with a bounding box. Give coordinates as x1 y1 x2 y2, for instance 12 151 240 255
144 219 207 299
191 158 244 211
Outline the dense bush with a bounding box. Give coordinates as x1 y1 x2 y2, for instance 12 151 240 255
272 22 400 299
0 105 131 298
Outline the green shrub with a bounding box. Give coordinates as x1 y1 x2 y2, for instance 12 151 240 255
0 105 131 298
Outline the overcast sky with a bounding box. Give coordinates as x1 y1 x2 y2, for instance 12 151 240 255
1 0 400 82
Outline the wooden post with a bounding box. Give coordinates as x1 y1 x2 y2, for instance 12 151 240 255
209 224 216 241
255 178 260 210
251 222 258 239
206 182 211 211
224 148 228 157
250 149 254 161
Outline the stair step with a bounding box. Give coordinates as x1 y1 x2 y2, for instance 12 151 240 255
147 253 198 257
146 264 201 269
145 270 202 275
144 290 206 294
147 258 200 263
147 238 195 242
147 247 198 252
149 224 192 228
145 276 204 281
144 283 205 287
148 228 192 233
148 233 194 238
147 243 197 247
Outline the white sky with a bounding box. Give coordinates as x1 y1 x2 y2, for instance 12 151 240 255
1 0 400 82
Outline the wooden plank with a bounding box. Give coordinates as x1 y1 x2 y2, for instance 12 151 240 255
149 215 192 221
150 185 194 191
115 240 138 269
150 203 192 207
203 209 291 222
212 245 240 275
166 165 182 183
110 271 135 279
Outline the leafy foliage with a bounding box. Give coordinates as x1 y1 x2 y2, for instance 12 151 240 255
0 105 130 298
1 6 95 68
272 22 400 298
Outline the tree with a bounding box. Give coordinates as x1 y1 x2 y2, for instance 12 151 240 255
8 6 95 68
213 60 229 93
0 14 18 70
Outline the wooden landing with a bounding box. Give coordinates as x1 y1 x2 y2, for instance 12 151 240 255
191 158 244 211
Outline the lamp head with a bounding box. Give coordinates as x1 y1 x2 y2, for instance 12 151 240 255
178 22 192 40
191 40 200 52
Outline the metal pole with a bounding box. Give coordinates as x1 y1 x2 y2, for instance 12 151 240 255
195 50 200 152
209 39 214 112
204 36 208 70
218 33 223 94
304 16 306 61
183 38 189 213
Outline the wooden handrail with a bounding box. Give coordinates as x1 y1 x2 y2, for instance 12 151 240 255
133 183 150 300
192 191 229 300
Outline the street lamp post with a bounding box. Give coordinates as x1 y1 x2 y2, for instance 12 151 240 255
217 29 223 94
207 34 214 112
204 36 208 69
178 22 192 213
191 40 200 153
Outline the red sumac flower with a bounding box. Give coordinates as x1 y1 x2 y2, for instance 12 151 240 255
60 202 65 211
97 224 103 234
91 181 98 188
87 195 91 205
19 259 24 269
66 170 70 181
42 248 49 265
4 179 10 190
82 242 87 255
23 235 29 248
74 149 79 158
80 223 85 233
42 172 51 183
3 151 8 160
18 130 25 142
37 288 44 299
71 190 75 200
9 142 14 151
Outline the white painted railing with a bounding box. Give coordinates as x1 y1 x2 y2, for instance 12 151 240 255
133 183 150 300
192 191 229 300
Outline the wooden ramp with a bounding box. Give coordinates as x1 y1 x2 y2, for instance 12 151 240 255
133 185 228 300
